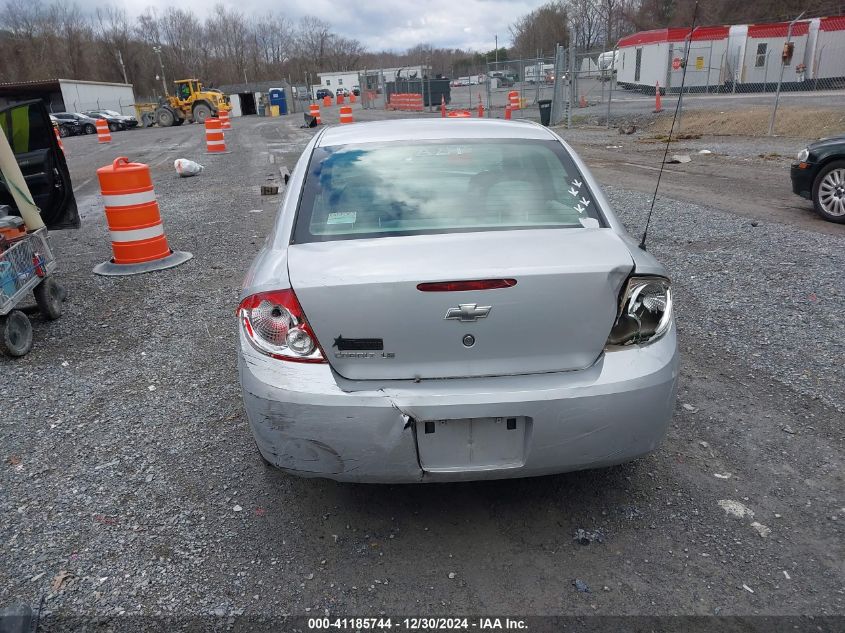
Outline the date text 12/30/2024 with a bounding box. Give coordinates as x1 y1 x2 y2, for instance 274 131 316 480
307 618 528 630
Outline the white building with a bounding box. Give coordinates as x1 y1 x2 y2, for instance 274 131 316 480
616 26 730 91
740 21 810 85
316 65 431 95
807 16 845 80
58 80 136 115
0 79 136 115
614 17 845 92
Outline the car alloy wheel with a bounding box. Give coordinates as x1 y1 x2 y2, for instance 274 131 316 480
818 167 845 217
813 160 845 223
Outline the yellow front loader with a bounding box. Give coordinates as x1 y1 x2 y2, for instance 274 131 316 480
154 79 230 127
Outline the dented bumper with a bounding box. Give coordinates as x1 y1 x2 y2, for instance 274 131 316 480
238 327 679 483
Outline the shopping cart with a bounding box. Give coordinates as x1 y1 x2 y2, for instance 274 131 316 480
0 228 62 357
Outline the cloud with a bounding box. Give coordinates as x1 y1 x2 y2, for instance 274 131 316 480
81 0 542 51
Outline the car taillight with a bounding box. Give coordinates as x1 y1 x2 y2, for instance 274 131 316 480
606 276 673 347
238 289 326 363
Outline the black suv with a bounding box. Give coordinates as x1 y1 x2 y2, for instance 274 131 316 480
315 88 334 100
53 112 98 136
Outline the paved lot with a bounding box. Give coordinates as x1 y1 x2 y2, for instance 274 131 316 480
1 105 843 624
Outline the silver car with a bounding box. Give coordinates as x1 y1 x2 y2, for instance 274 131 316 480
238 119 679 483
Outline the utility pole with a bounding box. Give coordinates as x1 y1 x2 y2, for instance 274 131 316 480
116 49 128 84
152 46 168 96
769 11 805 136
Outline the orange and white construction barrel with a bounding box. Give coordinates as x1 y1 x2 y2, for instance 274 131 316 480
93 157 192 276
204 118 227 153
508 90 520 110
339 105 354 124
95 119 111 143
309 103 321 125
219 109 232 130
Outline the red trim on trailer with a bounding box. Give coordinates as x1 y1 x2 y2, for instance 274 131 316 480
819 16 845 32
747 21 810 38
617 29 671 48
617 25 729 48
689 25 730 41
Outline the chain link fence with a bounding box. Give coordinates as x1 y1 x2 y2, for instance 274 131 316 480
560 22 845 138
467 19 845 138
483 57 557 120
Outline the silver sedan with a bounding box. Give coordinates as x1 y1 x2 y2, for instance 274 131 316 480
238 118 679 483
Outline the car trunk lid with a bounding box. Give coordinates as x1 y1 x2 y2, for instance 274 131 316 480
288 228 633 380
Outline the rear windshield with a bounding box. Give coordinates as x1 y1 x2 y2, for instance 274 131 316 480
292 139 603 243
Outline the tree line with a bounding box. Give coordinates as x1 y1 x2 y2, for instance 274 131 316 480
0 0 841 98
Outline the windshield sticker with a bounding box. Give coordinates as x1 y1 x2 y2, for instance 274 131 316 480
327 211 357 225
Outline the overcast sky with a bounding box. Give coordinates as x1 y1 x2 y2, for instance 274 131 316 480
106 0 542 52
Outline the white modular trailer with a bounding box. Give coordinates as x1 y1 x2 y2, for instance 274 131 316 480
740 21 811 85
316 71 360 91
726 25 749 82
616 26 730 92
667 26 730 89
615 30 678 91
317 66 432 92
615 16 845 92
810 16 845 80
58 79 136 115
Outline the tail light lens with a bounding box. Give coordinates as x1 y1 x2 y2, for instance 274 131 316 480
238 289 326 363
606 276 673 347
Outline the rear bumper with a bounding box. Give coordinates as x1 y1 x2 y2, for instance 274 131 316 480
790 162 815 199
239 327 679 483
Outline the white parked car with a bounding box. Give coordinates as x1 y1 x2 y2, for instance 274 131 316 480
238 119 679 483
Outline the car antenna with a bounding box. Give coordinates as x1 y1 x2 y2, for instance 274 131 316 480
639 1 699 251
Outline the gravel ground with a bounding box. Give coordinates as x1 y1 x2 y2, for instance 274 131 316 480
1 109 842 626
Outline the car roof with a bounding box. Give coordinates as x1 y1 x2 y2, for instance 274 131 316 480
317 118 557 147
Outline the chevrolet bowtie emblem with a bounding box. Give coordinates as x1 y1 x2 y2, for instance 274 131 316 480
444 304 492 322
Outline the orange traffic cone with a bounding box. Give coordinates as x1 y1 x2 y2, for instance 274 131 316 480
504 105 512 120
654 82 663 113
477 94 484 118
441 94 446 118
